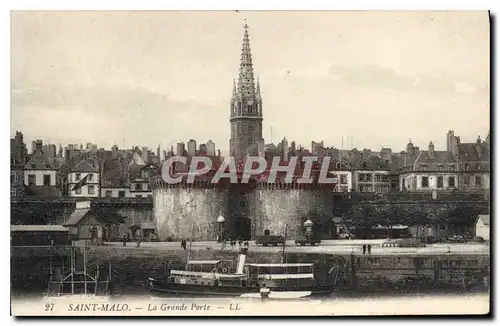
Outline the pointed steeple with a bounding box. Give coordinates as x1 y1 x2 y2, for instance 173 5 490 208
237 20 256 99
256 77 261 100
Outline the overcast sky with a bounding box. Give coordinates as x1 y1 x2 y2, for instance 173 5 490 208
11 11 490 154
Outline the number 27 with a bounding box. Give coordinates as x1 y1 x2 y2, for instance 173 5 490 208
45 303 54 311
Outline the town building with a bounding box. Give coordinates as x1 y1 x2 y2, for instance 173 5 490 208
68 159 100 197
11 131 27 197
475 214 490 241
399 131 489 194
24 149 60 196
63 201 103 244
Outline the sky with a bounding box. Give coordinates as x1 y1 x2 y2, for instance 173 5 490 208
10 11 490 155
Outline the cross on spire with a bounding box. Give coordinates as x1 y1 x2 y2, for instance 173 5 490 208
237 20 256 99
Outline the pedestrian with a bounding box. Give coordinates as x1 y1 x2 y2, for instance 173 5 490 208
367 244 372 255
122 235 127 247
362 244 366 255
221 238 227 251
181 239 187 250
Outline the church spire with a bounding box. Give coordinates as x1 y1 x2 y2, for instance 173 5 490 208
256 77 261 100
237 20 256 99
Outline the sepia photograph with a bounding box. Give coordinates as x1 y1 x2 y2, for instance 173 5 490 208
9 9 491 316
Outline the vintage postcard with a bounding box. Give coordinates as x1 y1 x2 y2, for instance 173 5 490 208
10 10 490 316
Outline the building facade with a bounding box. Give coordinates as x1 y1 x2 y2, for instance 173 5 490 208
11 131 27 197
399 132 490 194
68 160 100 197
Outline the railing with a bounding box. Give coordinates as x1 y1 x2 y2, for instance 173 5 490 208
333 190 488 203
11 196 153 204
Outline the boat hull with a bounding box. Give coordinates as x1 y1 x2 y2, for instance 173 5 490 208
148 277 334 298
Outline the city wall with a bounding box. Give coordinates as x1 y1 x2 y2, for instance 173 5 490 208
247 183 334 237
153 184 228 241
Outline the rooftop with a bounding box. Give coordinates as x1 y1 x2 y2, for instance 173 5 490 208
11 225 69 232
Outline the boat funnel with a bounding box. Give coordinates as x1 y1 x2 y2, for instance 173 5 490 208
236 254 246 274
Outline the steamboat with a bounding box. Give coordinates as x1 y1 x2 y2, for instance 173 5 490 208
147 253 339 299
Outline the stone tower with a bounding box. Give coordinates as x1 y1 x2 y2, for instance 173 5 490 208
229 22 264 161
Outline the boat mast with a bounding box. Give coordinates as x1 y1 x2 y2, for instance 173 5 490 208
185 222 195 269
281 224 288 264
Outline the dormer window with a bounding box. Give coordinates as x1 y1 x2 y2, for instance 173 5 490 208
437 164 443 172
420 165 428 171
464 163 469 171
31 164 36 169
45 164 50 168
449 165 455 171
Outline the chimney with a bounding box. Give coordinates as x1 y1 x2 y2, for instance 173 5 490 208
428 141 435 159
257 139 265 157
282 137 289 161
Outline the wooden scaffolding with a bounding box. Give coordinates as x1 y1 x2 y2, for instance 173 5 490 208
46 245 112 296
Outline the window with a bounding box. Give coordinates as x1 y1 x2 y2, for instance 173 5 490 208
105 190 112 197
148 194 152 198
30 164 36 169
11 188 16 197
136 195 142 198
421 176 429 188
75 187 82 194
401 178 406 189
88 174 94 181
10 171 16 183
45 164 50 168
75 173 81 181
43 174 51 186
448 176 456 188
28 174 36 186
118 191 126 197
88 185 95 195
340 175 347 185
145 183 150 190
135 183 141 190
464 176 470 185
437 165 443 172
475 176 482 187
464 163 469 171
437 176 444 188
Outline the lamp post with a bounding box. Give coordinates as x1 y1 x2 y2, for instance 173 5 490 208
304 219 314 239
217 215 225 243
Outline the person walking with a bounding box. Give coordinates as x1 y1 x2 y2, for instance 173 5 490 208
362 244 366 255
367 244 372 255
